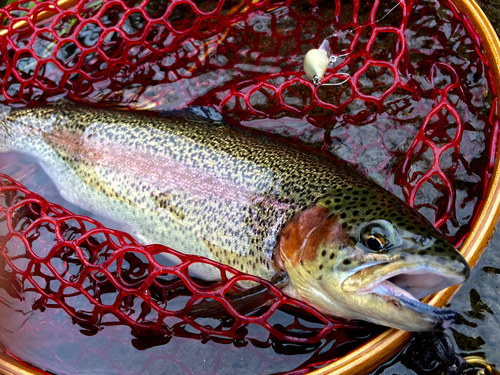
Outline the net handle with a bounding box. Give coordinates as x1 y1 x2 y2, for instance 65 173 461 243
0 353 49 375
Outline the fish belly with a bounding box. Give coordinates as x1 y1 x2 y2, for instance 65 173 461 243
0 105 302 282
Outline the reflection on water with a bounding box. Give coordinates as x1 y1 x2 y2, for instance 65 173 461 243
0 0 498 372
448 230 500 368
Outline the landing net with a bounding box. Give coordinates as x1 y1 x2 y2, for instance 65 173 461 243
0 0 497 373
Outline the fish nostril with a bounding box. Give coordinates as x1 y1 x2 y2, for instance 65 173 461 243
421 237 433 247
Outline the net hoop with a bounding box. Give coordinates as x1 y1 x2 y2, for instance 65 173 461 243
312 1 500 373
0 0 499 374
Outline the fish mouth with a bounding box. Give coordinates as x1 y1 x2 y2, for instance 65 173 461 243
341 263 467 330
367 277 457 330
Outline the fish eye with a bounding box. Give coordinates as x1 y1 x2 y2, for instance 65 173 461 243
364 233 387 251
359 220 397 252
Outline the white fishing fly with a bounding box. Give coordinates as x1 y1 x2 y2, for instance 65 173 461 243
303 0 404 86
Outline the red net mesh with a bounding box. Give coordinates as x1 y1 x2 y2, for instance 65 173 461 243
0 0 498 373
0 165 375 374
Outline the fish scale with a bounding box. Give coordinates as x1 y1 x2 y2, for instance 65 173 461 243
0 103 356 276
0 103 470 331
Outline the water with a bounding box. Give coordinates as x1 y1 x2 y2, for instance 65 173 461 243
0 0 498 373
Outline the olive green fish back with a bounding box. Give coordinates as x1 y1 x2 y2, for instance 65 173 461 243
0 104 420 280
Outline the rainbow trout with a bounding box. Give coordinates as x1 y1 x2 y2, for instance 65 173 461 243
0 103 470 331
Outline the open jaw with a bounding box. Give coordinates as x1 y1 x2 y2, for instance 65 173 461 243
342 266 467 330
369 278 457 330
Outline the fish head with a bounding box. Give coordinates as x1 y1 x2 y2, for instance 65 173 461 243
277 185 470 332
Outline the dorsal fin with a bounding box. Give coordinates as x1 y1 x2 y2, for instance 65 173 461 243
159 106 226 125
52 97 79 110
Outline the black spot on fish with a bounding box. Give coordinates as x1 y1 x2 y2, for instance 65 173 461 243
321 249 326 257
329 253 335 259
418 250 428 255
353 210 359 216
324 199 332 205
319 264 323 270
340 213 347 219
343 259 351 265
